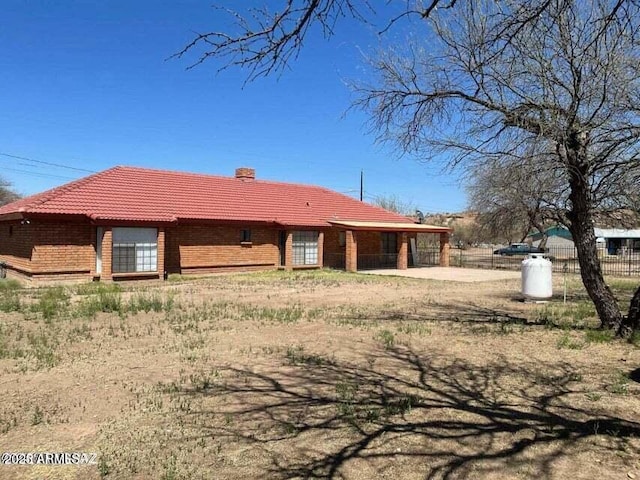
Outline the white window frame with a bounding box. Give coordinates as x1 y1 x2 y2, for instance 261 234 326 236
112 227 158 273
292 231 319 265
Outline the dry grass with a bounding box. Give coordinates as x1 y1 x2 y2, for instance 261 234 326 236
0 271 638 480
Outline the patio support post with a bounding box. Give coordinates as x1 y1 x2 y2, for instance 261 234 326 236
397 232 408 269
439 232 450 267
345 230 358 272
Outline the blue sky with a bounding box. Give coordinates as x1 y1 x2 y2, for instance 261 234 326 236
0 1 465 213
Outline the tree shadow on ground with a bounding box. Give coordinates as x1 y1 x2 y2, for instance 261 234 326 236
363 301 606 331
176 346 639 479
364 302 531 326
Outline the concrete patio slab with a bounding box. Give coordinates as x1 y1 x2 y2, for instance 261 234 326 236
361 267 521 283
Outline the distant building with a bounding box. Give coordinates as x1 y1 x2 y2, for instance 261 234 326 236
528 226 640 255
528 227 575 249
594 228 640 255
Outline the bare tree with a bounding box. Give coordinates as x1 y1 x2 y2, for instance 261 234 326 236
172 1 462 81
0 178 19 206
176 0 640 335
467 155 567 247
355 1 640 334
372 194 416 216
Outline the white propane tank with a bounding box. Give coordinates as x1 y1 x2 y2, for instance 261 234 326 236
521 254 553 300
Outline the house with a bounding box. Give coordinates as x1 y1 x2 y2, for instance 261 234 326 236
0 166 452 283
528 226 575 249
593 228 640 255
528 226 640 255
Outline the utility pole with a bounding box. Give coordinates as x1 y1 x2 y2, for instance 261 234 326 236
360 170 363 201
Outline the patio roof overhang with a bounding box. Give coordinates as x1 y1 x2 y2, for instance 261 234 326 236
328 220 452 233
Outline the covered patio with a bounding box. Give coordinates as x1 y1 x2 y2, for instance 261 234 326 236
324 220 453 272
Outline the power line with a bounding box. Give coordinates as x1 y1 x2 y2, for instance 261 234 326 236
0 152 97 173
0 165 76 181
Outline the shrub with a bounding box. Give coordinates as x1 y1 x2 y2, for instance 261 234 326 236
77 291 123 317
0 290 21 313
127 292 169 314
31 287 69 320
75 282 121 296
375 329 395 349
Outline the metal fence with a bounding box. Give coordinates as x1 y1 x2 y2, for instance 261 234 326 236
322 253 399 270
435 246 640 277
413 248 441 266
358 253 398 270
324 253 345 270
325 246 640 277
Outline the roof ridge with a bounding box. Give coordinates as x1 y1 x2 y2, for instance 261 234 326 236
16 166 122 211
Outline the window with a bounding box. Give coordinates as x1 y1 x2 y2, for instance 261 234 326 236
112 227 158 273
292 231 319 265
241 229 252 243
8 226 13 237
381 232 398 254
338 231 346 247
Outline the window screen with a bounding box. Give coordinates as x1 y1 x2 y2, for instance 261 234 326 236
292 231 319 265
112 227 158 273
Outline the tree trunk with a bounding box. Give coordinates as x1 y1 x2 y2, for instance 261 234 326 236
565 140 624 331
621 285 640 336
569 218 622 330
538 234 548 251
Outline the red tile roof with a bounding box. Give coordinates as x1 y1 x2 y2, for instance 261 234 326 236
0 166 416 227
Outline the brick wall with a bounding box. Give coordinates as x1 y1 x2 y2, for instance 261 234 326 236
2 220 420 281
323 229 342 256
323 230 384 255
31 223 95 274
0 221 96 284
168 225 280 274
2 221 283 281
0 222 34 272
356 231 384 255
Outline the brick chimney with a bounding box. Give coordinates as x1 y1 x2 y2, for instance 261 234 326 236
235 167 255 180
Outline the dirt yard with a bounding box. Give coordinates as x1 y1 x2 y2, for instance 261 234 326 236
0 269 638 480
